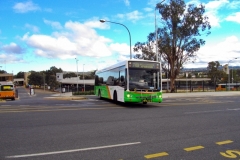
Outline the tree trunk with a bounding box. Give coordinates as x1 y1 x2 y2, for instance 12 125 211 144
170 77 175 93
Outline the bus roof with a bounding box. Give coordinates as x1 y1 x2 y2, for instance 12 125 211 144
96 59 159 73
0 81 14 85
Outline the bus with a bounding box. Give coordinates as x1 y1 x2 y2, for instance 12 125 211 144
0 81 16 100
216 83 240 91
94 59 163 104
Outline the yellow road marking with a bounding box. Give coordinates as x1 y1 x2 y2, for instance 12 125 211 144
184 146 204 151
0 106 123 113
144 152 169 159
216 140 233 145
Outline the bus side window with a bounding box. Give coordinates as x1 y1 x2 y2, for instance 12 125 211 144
120 75 124 82
119 75 125 86
99 77 103 84
106 76 114 85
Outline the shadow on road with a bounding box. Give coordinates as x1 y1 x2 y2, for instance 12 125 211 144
99 97 160 108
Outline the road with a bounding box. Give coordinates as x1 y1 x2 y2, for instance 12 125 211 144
0 87 240 160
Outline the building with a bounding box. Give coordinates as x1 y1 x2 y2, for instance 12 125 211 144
0 73 13 81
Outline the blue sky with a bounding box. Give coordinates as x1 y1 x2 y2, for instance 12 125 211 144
0 0 240 74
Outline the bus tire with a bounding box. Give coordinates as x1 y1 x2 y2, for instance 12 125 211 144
98 90 102 100
113 91 118 103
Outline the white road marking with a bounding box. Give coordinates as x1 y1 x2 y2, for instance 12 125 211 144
185 108 240 114
185 110 225 114
227 108 240 111
6 142 141 158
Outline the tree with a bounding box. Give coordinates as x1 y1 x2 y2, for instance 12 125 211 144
0 70 6 74
28 71 43 86
133 0 211 92
15 71 24 78
48 75 59 91
64 72 77 78
207 61 225 85
45 66 63 89
88 70 97 79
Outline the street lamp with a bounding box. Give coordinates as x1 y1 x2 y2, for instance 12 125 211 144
83 64 85 92
99 19 132 59
228 58 237 90
232 58 237 83
75 58 79 92
155 0 165 91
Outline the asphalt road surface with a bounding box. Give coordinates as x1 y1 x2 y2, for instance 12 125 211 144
0 87 240 160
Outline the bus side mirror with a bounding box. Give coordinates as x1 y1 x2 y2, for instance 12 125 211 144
120 76 124 82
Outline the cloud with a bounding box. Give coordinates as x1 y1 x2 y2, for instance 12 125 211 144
124 0 130 6
225 12 240 24
116 10 143 22
1 43 24 54
21 20 131 60
43 19 63 30
227 0 240 9
109 43 131 56
25 24 39 33
84 18 109 29
195 36 240 65
205 0 229 10
13 1 41 13
204 0 229 27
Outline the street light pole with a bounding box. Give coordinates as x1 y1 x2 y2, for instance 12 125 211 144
75 58 79 92
232 58 237 83
228 58 237 90
99 19 132 59
100 19 131 91
83 64 85 92
228 60 231 91
155 0 165 91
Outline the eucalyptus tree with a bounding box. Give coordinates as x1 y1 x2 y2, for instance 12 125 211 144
28 71 43 86
0 70 6 74
207 61 225 85
15 71 24 78
133 0 211 92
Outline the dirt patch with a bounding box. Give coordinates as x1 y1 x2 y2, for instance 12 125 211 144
44 96 87 100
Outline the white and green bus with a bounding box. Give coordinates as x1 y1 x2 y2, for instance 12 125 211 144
94 59 163 104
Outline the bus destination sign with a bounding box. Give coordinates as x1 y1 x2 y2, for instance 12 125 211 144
129 61 159 69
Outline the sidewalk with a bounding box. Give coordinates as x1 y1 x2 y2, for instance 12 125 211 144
49 91 240 99
162 91 240 98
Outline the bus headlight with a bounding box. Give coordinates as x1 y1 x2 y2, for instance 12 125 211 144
127 94 131 98
159 95 162 98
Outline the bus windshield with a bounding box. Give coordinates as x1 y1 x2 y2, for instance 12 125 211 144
129 68 158 90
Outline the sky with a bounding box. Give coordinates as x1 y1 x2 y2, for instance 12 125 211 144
0 0 240 74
